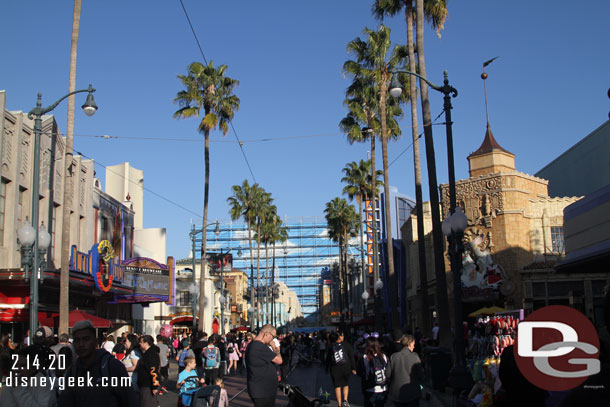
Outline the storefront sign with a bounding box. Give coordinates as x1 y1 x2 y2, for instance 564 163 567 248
70 244 175 304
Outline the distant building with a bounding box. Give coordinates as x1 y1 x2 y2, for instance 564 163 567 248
536 120 610 197
380 186 415 241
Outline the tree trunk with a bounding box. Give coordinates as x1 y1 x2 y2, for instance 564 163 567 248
59 0 81 335
198 126 211 333
416 0 451 346
406 0 430 336
379 72 399 329
357 194 366 316
265 242 269 324
248 225 254 327
272 241 276 326
368 118 377 306
344 229 349 312
256 222 261 328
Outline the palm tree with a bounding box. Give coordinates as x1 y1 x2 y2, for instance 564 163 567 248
59 0 82 334
252 189 273 327
228 180 260 327
257 203 278 321
414 0 451 347
325 198 359 320
344 25 409 328
373 0 449 343
341 159 383 307
175 61 240 332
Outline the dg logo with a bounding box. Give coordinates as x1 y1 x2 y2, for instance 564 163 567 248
515 305 600 391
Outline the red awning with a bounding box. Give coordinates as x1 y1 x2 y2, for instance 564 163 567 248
170 316 198 325
38 309 111 328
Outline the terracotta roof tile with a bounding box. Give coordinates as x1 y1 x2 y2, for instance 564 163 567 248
468 123 513 157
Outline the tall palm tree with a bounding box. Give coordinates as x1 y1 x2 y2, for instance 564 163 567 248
344 25 409 328
325 198 359 319
252 189 273 327
228 180 260 327
373 0 447 339
257 203 278 321
59 0 82 334
341 159 383 306
175 61 240 332
415 0 451 347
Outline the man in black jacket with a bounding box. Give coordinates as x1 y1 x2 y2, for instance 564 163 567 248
59 320 138 407
138 335 161 407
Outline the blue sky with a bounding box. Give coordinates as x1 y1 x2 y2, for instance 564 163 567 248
2 1 609 259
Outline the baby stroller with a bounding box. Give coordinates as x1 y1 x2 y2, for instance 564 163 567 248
280 382 327 407
181 377 221 407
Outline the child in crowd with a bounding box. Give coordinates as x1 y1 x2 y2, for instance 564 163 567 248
215 377 229 407
177 356 205 407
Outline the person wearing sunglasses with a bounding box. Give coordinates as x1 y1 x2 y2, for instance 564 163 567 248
245 325 283 407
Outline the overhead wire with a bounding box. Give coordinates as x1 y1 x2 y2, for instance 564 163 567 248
178 0 256 183
70 133 336 143
388 109 446 168
74 148 203 219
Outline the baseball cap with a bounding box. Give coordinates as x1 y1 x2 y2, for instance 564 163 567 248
35 326 53 338
72 320 95 335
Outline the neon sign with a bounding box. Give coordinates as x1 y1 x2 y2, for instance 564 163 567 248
70 244 124 292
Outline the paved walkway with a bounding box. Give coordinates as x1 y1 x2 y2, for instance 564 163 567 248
159 358 447 407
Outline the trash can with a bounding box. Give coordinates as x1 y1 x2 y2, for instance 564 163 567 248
423 347 452 390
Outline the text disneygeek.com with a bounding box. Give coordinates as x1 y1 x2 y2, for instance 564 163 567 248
2 373 132 390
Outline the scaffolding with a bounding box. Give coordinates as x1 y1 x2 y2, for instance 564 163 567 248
195 217 360 316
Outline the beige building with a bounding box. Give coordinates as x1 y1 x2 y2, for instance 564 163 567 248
223 269 250 327
403 124 581 330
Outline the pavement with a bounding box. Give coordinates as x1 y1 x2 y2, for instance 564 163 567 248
158 356 448 407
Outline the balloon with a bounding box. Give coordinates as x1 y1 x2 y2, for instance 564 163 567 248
160 324 172 338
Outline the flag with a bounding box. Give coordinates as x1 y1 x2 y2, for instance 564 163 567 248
483 56 499 67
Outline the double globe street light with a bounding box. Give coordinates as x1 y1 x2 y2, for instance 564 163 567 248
21 85 97 342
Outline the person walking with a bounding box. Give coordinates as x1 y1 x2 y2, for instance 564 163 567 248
245 324 283 407
239 333 253 374
203 335 221 385
226 335 241 375
137 335 161 407
156 335 170 394
387 335 425 407
325 331 356 407
358 337 389 407
123 333 141 392
176 342 195 374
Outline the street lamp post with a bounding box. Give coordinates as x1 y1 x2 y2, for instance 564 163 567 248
391 71 473 391
190 221 220 334
24 86 97 342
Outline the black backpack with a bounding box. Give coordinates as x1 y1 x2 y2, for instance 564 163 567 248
331 343 347 365
368 355 387 386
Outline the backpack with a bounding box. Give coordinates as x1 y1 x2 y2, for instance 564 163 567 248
331 343 347 365
227 343 235 354
178 349 188 367
368 355 387 386
204 347 218 368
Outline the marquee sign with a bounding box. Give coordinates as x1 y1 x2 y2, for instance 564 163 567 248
70 244 175 304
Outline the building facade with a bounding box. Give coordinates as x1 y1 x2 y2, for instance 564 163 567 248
403 124 581 332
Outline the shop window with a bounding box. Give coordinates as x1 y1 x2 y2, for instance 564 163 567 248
551 226 565 254
533 282 546 297
179 291 192 307
547 281 583 297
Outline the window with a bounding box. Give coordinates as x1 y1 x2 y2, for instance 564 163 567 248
179 291 192 307
17 187 25 226
0 179 6 246
551 226 565 254
51 205 58 259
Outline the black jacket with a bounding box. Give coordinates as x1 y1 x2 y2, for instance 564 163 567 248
137 347 161 390
59 349 138 407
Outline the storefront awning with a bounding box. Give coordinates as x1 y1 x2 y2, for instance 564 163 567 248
38 309 112 328
170 316 198 325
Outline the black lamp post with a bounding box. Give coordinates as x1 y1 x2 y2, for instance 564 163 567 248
24 85 97 342
390 70 473 391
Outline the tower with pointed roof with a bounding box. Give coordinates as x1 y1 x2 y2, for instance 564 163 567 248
468 123 516 177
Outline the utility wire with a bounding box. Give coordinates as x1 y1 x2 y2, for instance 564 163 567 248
70 133 335 143
388 110 446 168
178 0 256 183
75 149 202 219
178 0 208 65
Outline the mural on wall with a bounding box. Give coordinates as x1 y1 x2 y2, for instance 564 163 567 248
461 229 514 301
